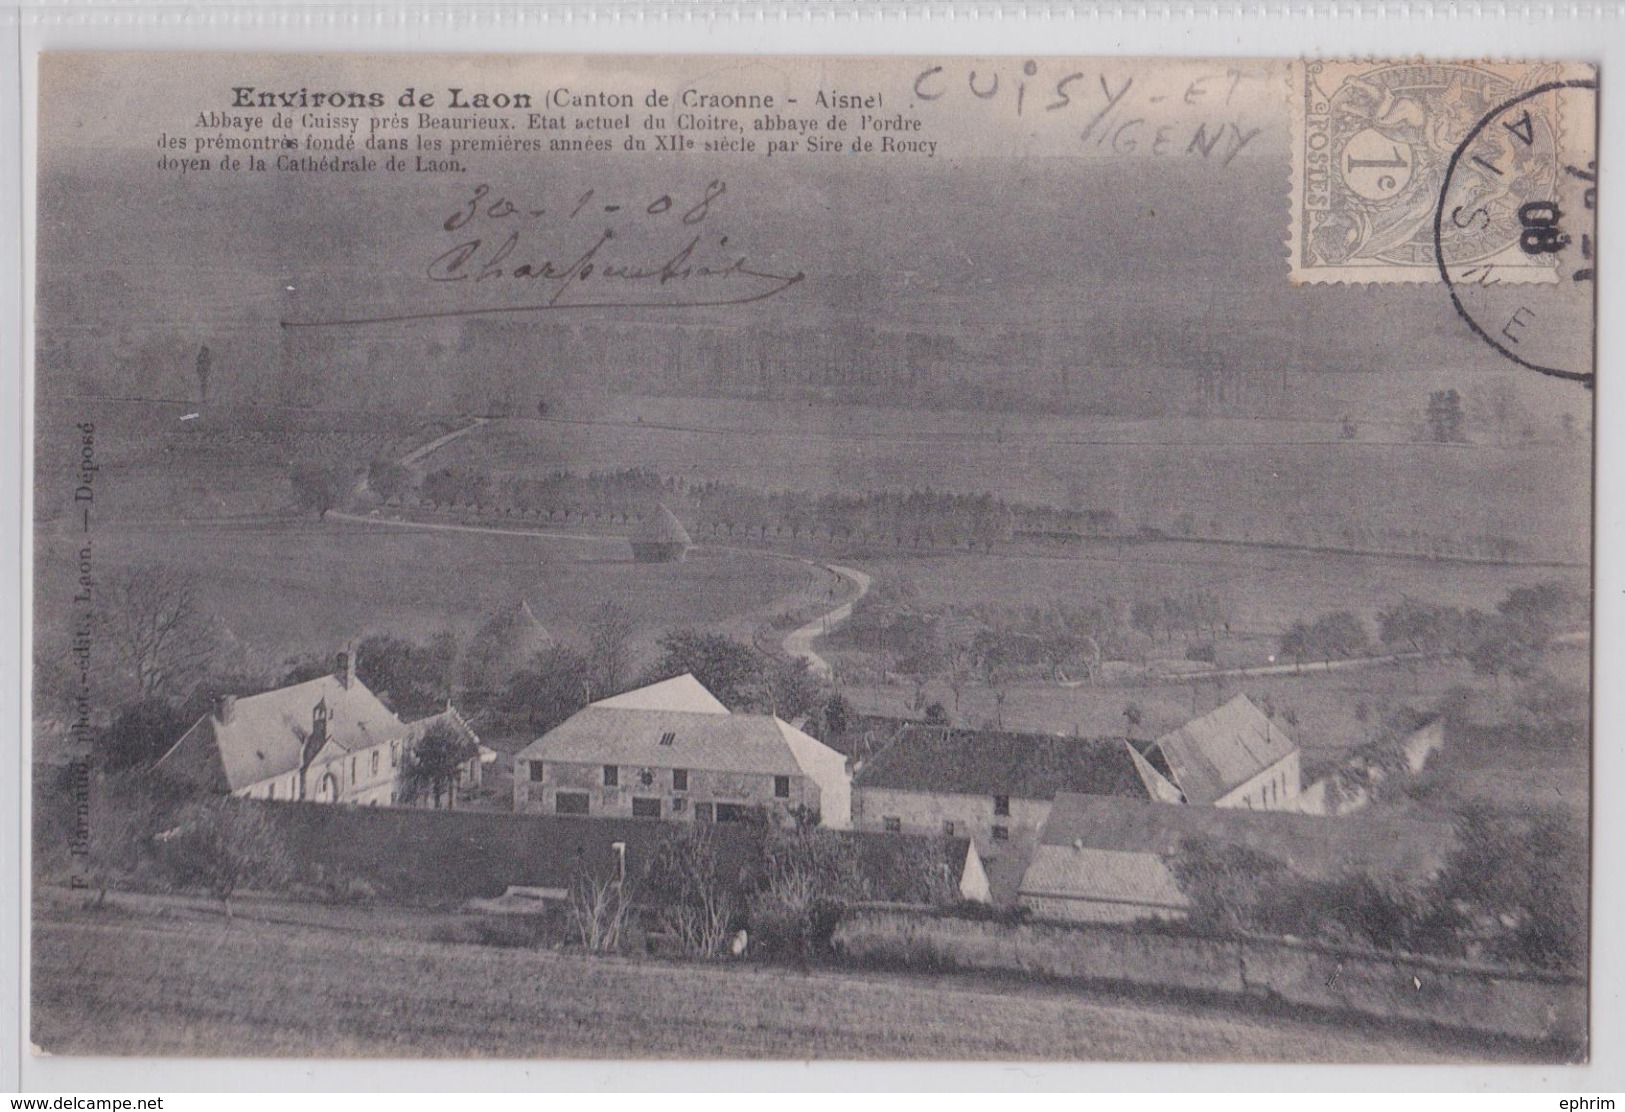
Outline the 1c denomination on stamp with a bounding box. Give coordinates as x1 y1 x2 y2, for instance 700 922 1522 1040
1290 60 1583 285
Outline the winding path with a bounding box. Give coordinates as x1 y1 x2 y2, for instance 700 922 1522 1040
781 563 872 678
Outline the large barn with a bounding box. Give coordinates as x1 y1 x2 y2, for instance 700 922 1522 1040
513 674 851 827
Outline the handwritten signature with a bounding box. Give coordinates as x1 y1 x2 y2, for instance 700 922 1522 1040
282 180 803 328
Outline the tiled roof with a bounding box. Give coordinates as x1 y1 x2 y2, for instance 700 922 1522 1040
515 706 805 777
592 673 729 715
156 674 406 792
1149 694 1296 804
1039 793 1457 880
851 726 1150 802
1019 844 1191 911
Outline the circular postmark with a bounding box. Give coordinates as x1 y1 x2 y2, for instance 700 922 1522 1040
1434 78 1597 386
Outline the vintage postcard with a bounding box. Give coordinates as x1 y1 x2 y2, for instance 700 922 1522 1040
30 52 1595 1062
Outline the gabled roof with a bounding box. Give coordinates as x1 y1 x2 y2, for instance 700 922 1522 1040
155 674 407 792
851 726 1150 802
1019 844 1191 912
633 503 693 547
1039 793 1457 881
592 673 729 715
1149 694 1296 804
515 706 805 777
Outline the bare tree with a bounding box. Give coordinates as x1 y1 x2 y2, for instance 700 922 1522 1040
155 799 293 922
584 599 637 699
567 873 634 953
103 565 223 700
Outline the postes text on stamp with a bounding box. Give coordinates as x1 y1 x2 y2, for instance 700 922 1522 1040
1290 60 1579 284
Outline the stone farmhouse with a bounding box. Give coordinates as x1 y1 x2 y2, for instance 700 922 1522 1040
153 652 482 806
1135 693 1301 810
512 674 851 827
850 726 1157 901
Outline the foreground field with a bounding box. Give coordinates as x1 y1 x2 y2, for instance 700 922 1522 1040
32 897 1509 1062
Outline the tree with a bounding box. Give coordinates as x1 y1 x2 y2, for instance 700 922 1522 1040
822 692 854 738
1278 620 1314 669
1307 611 1369 664
103 565 224 700
1498 581 1581 645
584 600 637 699
366 457 413 502
194 344 212 404
501 644 594 732
289 461 353 518
99 698 190 772
397 719 478 809
644 629 765 710
155 799 293 921
356 632 458 718
1433 803 1586 972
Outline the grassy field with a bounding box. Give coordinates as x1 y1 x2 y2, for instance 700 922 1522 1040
31 895 1509 1062
34 518 810 665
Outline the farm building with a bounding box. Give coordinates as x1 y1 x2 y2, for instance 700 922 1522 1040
1017 792 1457 925
630 502 693 563
153 652 483 807
513 673 851 828
1138 694 1301 810
850 726 1155 902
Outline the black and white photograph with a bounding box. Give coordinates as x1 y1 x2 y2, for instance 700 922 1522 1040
27 51 1597 1065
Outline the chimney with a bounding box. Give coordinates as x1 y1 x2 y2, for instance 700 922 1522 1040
215 694 236 725
337 650 356 690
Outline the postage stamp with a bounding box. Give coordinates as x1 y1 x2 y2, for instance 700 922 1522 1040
1289 60 1587 284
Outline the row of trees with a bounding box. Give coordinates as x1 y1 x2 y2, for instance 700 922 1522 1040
841 582 1234 692
1278 581 1583 678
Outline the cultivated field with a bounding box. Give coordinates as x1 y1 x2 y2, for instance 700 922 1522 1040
32 895 1510 1062
429 396 1590 566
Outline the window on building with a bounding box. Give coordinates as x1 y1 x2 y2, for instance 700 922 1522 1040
371 751 380 776
526 761 544 782
659 731 676 747
714 803 748 824
673 769 688 791
632 797 662 819
774 775 791 799
883 816 902 833
672 797 687 813
694 802 715 823
992 825 1010 841
555 791 590 815
993 794 1010 816
943 820 956 837
391 741 399 768
350 756 357 782
603 765 619 787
